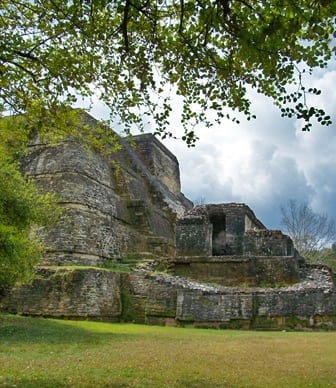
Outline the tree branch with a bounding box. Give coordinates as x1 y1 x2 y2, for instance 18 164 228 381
179 0 184 34
0 56 38 81
122 0 130 51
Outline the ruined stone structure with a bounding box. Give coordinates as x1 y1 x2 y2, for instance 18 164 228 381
173 204 300 287
23 114 192 266
1 113 336 330
175 203 293 257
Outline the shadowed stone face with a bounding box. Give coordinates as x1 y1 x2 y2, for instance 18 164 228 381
212 230 227 255
210 214 226 256
133 133 181 196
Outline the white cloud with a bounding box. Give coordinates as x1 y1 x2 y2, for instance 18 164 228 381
87 67 336 232
162 68 336 230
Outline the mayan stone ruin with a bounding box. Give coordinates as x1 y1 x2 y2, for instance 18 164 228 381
1 112 336 330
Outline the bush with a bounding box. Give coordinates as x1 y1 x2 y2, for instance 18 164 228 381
0 162 60 290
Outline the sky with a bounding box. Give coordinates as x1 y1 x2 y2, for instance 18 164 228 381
86 66 336 231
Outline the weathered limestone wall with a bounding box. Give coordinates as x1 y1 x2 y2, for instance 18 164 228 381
125 266 336 330
208 203 266 255
22 114 192 265
217 204 252 255
24 140 150 264
243 229 294 256
176 203 267 256
171 256 303 287
0 268 122 321
176 216 212 256
176 288 336 329
134 134 181 195
123 272 179 326
2 266 336 330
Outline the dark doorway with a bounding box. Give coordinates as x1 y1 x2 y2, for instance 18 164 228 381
210 214 226 256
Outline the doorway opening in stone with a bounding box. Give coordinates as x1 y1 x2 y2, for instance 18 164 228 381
210 214 227 256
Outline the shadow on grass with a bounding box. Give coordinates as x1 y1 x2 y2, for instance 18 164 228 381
0 314 133 345
2 377 223 388
0 377 129 388
0 377 70 388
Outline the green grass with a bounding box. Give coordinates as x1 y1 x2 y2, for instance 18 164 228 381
1 314 336 387
44 264 133 274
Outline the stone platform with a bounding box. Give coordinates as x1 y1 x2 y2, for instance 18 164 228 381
1 263 335 330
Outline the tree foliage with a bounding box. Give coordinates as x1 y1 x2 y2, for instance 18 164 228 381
281 199 336 263
0 161 60 290
1 0 335 145
0 119 60 291
312 245 336 270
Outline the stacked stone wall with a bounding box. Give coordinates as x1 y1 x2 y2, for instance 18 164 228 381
209 203 266 255
171 256 303 287
128 266 336 330
176 203 267 256
176 217 212 256
0 268 122 321
134 134 181 195
1 266 336 330
244 229 294 256
21 115 192 264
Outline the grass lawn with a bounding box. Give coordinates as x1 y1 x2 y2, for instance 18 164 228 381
1 314 336 387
